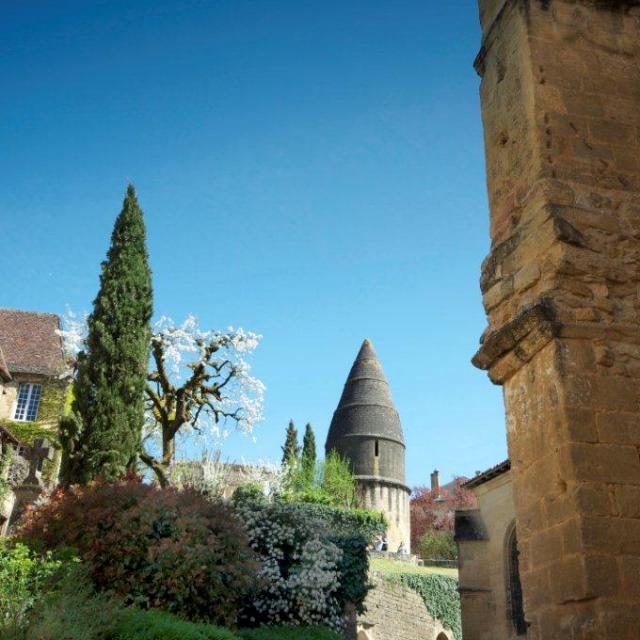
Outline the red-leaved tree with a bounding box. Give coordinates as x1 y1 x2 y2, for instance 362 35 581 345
410 477 476 550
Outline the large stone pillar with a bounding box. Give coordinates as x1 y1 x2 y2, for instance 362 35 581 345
473 1 640 638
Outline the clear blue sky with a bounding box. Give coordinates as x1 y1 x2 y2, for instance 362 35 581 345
0 0 506 487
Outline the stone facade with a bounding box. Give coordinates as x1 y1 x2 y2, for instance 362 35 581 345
456 462 523 640
357 574 453 640
326 339 411 551
473 1 640 638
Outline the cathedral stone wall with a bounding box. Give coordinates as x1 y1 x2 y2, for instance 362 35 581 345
473 1 640 637
357 574 454 640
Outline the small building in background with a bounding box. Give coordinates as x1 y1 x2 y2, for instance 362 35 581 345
455 460 527 640
0 308 69 534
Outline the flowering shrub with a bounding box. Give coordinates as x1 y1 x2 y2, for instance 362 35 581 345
234 499 372 631
16 477 257 625
235 501 345 630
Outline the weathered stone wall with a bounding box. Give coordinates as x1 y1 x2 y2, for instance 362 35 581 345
473 1 640 638
457 470 517 640
357 574 453 640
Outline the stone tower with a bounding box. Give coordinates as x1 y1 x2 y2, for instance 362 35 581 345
473 1 640 638
326 339 411 551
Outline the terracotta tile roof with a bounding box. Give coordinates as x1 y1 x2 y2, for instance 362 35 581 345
462 459 511 489
0 308 66 376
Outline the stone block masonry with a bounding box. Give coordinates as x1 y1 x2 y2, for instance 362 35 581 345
357 574 453 640
473 1 640 638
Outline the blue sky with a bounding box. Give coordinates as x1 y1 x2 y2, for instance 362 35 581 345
0 0 506 487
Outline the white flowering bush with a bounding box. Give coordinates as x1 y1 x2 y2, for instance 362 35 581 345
235 501 344 631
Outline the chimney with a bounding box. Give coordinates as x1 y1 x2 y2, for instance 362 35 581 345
430 469 440 494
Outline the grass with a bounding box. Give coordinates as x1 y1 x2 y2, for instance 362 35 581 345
369 557 458 578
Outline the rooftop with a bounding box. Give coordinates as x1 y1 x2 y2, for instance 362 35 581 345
0 308 66 377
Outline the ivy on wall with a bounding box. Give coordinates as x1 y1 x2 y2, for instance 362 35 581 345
379 572 462 640
0 380 69 488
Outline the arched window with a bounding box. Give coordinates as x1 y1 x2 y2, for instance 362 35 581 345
374 439 379 457
436 633 449 640
506 524 527 635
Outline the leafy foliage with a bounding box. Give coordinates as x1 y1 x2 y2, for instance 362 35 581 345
410 477 476 549
418 530 457 561
17 476 257 625
24 564 123 640
281 420 299 466
320 451 356 509
108 609 239 640
238 626 343 640
329 535 370 615
64 185 153 484
0 541 69 637
383 572 461 640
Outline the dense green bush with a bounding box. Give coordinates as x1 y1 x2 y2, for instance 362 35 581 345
238 625 343 640
418 530 457 561
389 573 461 640
17 477 257 625
107 609 239 640
0 541 69 638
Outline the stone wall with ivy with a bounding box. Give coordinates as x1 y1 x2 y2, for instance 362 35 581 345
358 573 458 640
0 377 69 488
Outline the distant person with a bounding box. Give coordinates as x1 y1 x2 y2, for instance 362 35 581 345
374 535 384 552
381 536 388 552
397 541 408 555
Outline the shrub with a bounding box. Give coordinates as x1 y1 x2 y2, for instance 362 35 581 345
17 476 257 625
418 530 457 561
238 626 343 640
0 541 69 637
25 564 123 640
107 609 239 640
234 500 345 630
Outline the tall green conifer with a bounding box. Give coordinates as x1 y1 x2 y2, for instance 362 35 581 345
64 185 152 483
281 420 300 467
301 423 316 479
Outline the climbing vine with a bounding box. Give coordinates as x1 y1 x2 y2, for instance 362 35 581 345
379 572 462 640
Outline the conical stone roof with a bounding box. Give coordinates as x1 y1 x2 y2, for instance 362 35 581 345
326 339 405 452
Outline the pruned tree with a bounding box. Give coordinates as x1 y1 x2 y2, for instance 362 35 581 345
141 316 264 487
61 185 152 484
281 420 300 467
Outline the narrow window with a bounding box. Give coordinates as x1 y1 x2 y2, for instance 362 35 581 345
507 526 527 635
13 383 42 422
374 439 379 457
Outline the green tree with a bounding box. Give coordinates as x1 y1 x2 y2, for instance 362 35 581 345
281 420 300 467
320 450 357 509
301 423 316 480
62 185 153 484
418 530 457 561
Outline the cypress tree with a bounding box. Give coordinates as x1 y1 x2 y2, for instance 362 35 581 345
64 184 152 483
301 422 316 479
281 420 300 467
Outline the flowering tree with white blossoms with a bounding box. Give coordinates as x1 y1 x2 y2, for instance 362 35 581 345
58 312 265 488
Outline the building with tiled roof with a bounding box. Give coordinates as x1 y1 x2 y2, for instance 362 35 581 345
0 308 69 535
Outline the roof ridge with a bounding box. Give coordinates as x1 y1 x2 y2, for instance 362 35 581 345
0 307 60 317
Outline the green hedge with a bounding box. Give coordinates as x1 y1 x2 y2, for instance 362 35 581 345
238 626 343 640
107 609 342 640
387 573 461 640
107 609 238 640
